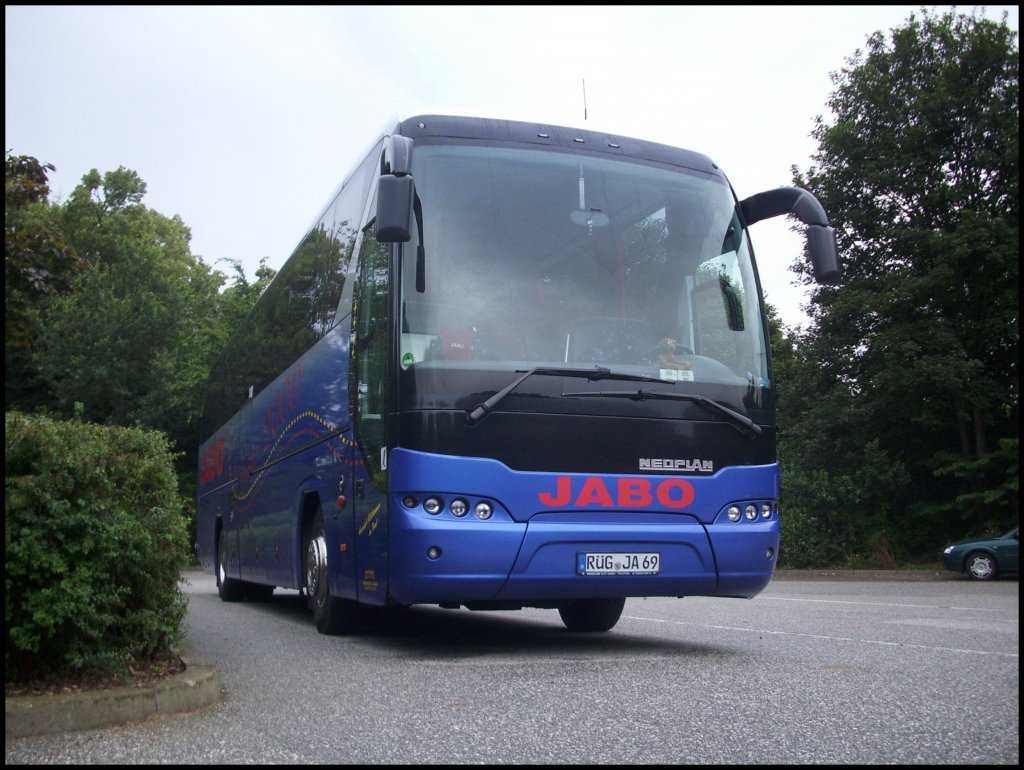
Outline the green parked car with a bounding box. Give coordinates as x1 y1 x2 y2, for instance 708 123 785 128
941 527 1019 580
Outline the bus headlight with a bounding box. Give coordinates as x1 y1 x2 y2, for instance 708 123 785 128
424 497 443 514
475 502 493 520
450 499 468 517
725 502 775 523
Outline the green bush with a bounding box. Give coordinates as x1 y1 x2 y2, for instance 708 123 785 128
5 411 189 683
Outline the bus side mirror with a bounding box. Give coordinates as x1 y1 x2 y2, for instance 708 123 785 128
376 174 413 243
805 224 841 285
739 187 842 285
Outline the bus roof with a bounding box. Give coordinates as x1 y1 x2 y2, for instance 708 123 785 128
396 113 721 177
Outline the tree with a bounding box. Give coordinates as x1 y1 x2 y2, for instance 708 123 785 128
786 8 1018 559
22 167 228 480
4 152 82 347
5 160 279 490
215 256 277 332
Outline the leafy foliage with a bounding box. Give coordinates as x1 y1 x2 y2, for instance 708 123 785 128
4 152 83 348
4 161 276 580
5 412 189 683
214 256 278 333
780 8 1019 563
11 166 271 476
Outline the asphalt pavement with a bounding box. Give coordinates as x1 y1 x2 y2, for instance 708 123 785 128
1 566 978 739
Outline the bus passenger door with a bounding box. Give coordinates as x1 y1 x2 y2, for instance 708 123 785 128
351 230 392 605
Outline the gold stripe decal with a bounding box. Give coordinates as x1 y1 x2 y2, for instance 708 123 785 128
358 502 382 537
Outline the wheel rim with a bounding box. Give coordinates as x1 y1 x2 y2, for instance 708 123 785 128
306 530 327 598
969 555 994 579
217 532 227 585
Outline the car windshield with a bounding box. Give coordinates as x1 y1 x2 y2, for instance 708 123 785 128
398 143 770 414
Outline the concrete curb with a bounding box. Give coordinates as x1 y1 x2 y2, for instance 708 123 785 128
4 655 220 739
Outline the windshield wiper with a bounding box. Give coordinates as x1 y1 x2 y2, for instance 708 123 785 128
466 366 669 424
561 389 762 437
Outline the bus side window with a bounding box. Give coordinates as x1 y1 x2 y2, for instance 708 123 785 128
331 139 383 325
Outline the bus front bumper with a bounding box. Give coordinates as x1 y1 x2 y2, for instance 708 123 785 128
387 508 778 605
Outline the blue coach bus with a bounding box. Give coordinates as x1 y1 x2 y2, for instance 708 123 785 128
195 113 840 634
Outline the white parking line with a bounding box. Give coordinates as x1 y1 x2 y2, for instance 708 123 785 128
763 596 1007 612
622 614 1020 658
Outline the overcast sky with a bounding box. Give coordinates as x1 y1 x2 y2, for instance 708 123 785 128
6 5 1019 328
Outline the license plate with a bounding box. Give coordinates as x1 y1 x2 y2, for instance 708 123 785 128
577 552 660 575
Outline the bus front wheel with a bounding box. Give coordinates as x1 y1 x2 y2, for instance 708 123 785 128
557 597 626 632
305 512 361 634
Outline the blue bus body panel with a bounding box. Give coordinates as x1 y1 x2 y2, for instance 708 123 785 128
196 323 354 592
387 448 779 605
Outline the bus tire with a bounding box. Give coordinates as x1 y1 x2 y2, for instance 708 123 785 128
305 511 360 634
216 527 246 602
557 597 626 632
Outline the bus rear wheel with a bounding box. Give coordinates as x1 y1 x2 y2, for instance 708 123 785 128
557 597 626 632
217 527 246 602
305 511 361 634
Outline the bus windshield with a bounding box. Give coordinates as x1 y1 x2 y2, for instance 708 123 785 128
398 143 770 415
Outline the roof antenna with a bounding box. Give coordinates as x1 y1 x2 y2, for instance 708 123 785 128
582 78 588 121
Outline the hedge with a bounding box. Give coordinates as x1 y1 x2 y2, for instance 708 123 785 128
5 411 189 683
